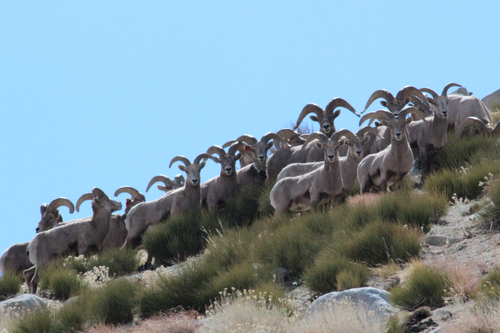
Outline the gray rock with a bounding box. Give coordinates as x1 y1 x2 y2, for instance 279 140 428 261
425 235 462 247
429 328 444 333
303 287 397 322
482 89 500 110
0 294 49 323
433 309 452 321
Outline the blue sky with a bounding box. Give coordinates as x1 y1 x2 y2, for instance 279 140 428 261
1 1 499 264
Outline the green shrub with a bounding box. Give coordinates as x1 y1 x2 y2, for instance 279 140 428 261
425 160 500 200
390 264 446 310
9 308 54 333
52 296 89 332
88 279 139 325
39 264 82 300
142 211 205 266
258 182 276 218
303 253 364 294
0 271 21 298
221 185 270 227
478 268 500 298
480 178 500 220
86 247 139 277
336 265 370 291
341 221 421 266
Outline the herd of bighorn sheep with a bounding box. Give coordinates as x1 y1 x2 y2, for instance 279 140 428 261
1 83 497 292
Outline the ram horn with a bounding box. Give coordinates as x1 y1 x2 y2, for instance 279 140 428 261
395 86 429 107
115 186 142 200
420 88 438 100
76 193 93 212
47 198 75 214
294 104 324 129
227 142 246 156
235 134 258 146
206 145 226 158
277 128 298 141
302 131 328 149
359 109 394 126
174 174 185 184
331 129 357 142
261 132 290 148
145 175 173 192
442 83 462 96
398 106 423 120
456 117 490 138
356 125 378 138
169 156 191 168
325 97 359 117
362 89 394 113
92 187 106 199
222 139 237 149
194 153 219 165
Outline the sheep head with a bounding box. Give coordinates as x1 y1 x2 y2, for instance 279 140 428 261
235 133 290 177
169 154 218 187
206 143 244 177
363 86 429 115
346 126 377 159
76 187 122 215
146 174 185 193
276 129 306 147
360 106 422 142
421 83 461 119
294 98 359 136
36 198 74 233
303 129 355 163
456 117 490 138
114 186 145 214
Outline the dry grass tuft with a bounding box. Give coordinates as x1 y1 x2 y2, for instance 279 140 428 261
347 193 382 208
446 298 500 333
438 259 481 300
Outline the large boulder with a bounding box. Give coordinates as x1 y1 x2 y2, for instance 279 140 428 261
482 89 500 110
303 287 397 322
0 294 49 324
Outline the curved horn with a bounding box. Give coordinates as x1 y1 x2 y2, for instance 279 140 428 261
76 193 93 212
302 132 329 149
222 139 237 149
227 142 246 156
206 145 226 158
115 186 141 199
92 187 106 199
325 97 360 117
442 83 462 96
362 90 394 113
331 129 356 142
169 156 191 168
420 88 438 100
277 128 298 141
261 132 290 148
395 86 429 106
294 104 324 129
356 125 378 138
398 106 422 120
456 117 490 138
47 198 75 214
194 153 219 165
174 174 185 184
235 134 258 146
359 110 395 126
146 175 173 192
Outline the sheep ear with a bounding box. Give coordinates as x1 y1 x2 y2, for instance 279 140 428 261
380 101 388 107
310 115 319 122
266 142 274 150
199 161 206 169
40 204 48 216
334 110 341 118
244 145 251 152
381 120 389 127
362 134 372 144
157 185 168 191
178 165 187 172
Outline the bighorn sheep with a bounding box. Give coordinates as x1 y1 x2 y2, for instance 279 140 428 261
293 98 359 137
270 129 356 214
0 198 73 277
25 188 121 293
357 107 422 193
200 143 244 210
230 133 289 189
123 153 217 248
277 127 376 193
275 129 307 148
146 174 185 193
362 86 430 114
407 83 461 179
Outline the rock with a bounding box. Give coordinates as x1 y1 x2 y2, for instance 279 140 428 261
429 328 444 333
0 294 49 323
482 89 500 110
425 236 461 247
303 287 397 322
433 309 452 321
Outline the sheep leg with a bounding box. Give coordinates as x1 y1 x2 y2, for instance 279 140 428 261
419 150 429 182
23 266 36 293
380 175 388 192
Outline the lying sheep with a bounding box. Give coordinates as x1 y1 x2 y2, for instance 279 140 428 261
357 106 422 193
293 98 359 137
200 143 244 210
25 188 122 293
0 198 73 278
146 174 185 193
123 153 217 248
270 129 356 215
407 83 461 179
230 133 289 190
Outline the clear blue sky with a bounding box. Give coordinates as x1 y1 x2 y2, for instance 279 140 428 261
1 1 499 263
